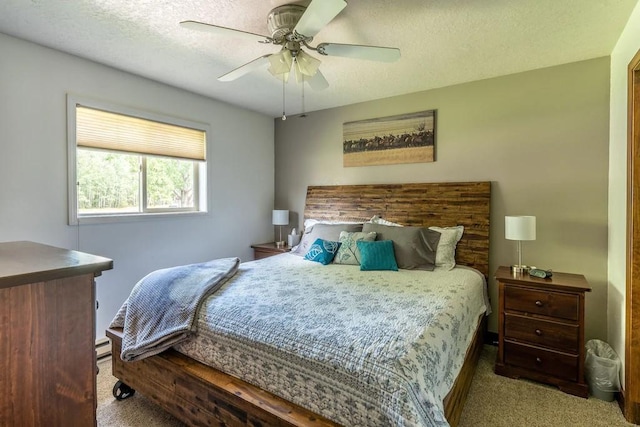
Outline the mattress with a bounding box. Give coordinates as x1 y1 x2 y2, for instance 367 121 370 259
173 253 488 427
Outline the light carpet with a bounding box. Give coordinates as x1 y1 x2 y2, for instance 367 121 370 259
97 345 634 426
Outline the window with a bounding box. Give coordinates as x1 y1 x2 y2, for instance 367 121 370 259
67 96 209 224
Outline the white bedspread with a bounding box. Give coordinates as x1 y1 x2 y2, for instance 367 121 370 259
174 253 488 427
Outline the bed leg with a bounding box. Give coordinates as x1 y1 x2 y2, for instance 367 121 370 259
112 380 136 400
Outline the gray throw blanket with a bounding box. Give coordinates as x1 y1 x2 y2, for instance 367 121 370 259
109 257 240 362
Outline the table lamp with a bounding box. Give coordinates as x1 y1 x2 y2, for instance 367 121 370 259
505 215 536 274
272 209 289 248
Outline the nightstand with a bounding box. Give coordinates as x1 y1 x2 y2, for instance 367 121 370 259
494 266 591 397
251 242 290 260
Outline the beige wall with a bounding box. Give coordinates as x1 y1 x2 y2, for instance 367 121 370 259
608 0 640 382
275 58 610 338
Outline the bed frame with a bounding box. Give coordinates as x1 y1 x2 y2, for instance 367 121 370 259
107 181 491 427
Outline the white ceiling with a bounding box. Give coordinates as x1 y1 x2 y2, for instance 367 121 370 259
0 0 637 118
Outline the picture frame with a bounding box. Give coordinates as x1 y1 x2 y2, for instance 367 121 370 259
343 110 436 167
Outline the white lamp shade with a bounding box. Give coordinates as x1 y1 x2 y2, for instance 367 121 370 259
505 216 536 241
272 210 289 226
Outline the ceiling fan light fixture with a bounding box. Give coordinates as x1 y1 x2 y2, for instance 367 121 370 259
295 50 321 77
267 49 293 76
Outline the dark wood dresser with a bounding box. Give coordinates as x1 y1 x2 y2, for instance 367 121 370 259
494 265 591 397
0 241 113 426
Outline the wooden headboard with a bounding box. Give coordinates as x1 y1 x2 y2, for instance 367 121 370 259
303 181 491 277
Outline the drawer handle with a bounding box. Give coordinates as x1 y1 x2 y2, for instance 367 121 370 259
535 357 542 364
535 300 543 307
535 329 542 336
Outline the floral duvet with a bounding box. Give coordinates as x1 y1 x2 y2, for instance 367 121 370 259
173 253 488 427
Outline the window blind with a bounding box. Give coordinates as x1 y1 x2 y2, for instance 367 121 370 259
76 105 206 161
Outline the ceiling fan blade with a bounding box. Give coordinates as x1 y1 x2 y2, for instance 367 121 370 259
317 43 401 62
293 0 347 38
218 55 272 82
306 69 329 91
180 20 271 43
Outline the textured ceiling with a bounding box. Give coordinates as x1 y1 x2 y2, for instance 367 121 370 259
0 0 637 118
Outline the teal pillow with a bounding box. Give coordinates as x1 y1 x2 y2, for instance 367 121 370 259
357 240 398 271
304 238 341 265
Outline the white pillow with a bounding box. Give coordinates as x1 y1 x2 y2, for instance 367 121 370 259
369 215 403 227
304 218 367 229
428 226 464 270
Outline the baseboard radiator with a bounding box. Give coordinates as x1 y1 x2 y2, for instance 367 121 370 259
96 337 112 360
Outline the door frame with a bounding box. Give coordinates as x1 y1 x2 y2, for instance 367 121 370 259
625 47 640 424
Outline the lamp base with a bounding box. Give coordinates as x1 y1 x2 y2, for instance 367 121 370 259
511 265 535 275
275 241 286 248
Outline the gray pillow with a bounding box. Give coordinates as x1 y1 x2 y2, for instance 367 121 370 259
362 223 441 270
291 223 364 256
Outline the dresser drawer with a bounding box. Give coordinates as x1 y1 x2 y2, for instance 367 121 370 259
504 313 579 352
504 341 578 382
505 286 579 321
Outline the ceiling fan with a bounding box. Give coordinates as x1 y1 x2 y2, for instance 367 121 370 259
180 0 401 91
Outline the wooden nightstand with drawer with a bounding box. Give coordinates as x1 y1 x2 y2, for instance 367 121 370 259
251 242 290 260
494 266 591 397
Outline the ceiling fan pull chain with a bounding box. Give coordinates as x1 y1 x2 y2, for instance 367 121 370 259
282 77 287 121
300 78 307 118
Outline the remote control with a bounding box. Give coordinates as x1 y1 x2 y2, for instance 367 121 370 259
529 268 552 279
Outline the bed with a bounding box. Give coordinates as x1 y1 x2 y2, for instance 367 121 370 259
107 181 491 427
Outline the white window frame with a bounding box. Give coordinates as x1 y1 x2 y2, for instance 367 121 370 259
67 95 210 225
